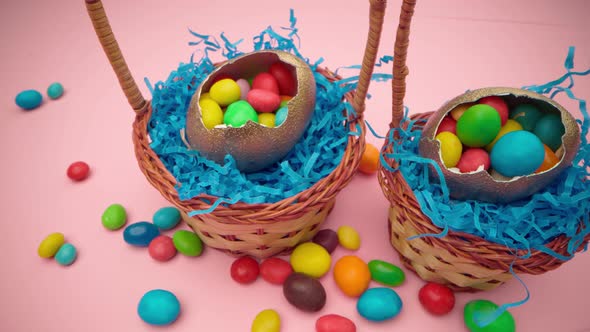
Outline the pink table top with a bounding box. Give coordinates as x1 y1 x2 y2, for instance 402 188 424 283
1 0 589 331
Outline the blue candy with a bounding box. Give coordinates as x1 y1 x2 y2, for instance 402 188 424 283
54 243 77 266
123 222 160 247
357 287 403 322
275 106 288 126
47 82 64 100
15 90 42 110
490 130 545 177
137 289 180 326
153 207 181 230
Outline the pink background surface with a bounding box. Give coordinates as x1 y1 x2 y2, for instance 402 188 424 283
1 0 589 331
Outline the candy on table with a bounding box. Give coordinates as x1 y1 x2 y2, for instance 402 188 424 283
199 98 224 129
463 299 515 332
172 230 203 257
247 89 281 113
67 161 90 181
47 82 64 100
456 104 502 147
258 113 276 128
435 131 462 168
55 243 77 266
101 203 127 230
436 116 457 135
275 106 288 127
38 232 65 258
283 273 327 312
478 96 508 125
148 235 177 262
490 131 545 177
358 143 380 175
356 287 403 322
450 102 475 121
485 119 523 152
290 242 332 278
251 309 281 332
269 61 297 96
224 100 259 127
456 148 491 173
123 222 160 247
152 206 181 230
418 282 455 316
252 72 280 95
535 144 560 173
333 255 371 297
337 226 361 251
312 229 339 253
137 289 181 326
533 112 565 151
209 78 241 106
260 257 293 285
15 89 43 110
315 314 356 332
231 256 260 284
367 259 405 287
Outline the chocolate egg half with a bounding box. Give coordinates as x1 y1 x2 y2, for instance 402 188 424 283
185 50 316 173
419 87 580 203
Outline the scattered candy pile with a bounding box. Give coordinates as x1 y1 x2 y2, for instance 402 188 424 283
137 289 181 326
435 96 564 178
15 82 64 111
37 232 78 266
66 161 90 181
200 62 296 129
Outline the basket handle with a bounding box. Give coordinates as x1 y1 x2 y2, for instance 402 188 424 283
85 0 147 114
391 0 417 128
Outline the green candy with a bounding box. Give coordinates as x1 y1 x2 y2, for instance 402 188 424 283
223 100 258 127
172 230 203 257
456 104 501 147
533 113 565 151
464 300 515 332
510 104 542 131
101 204 127 230
368 260 405 286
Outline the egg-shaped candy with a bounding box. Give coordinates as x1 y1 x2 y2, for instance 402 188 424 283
316 314 356 332
457 148 490 173
357 288 403 322
124 222 160 247
312 229 339 253
533 113 565 151
153 206 181 230
199 98 224 129
290 242 331 278
333 255 371 297
15 89 43 110
490 131 545 177
247 89 281 113
510 104 542 131
251 309 281 332
209 78 241 106
536 144 560 173
283 273 326 312
258 113 276 128
252 72 280 95
236 78 250 100
485 119 523 152
456 104 501 147
464 300 515 332
435 132 462 168
435 116 457 135
224 100 258 127
55 243 77 266
137 289 181 326
479 96 508 125
449 102 475 121
270 61 297 96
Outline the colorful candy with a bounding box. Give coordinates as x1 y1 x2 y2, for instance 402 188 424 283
418 282 455 316
436 116 457 135
435 132 462 168
199 98 224 129
47 82 64 100
153 206 181 230
148 235 177 262
337 226 361 250
236 78 250 100
464 299 515 332
358 143 380 175
231 256 260 284
490 131 545 177
38 232 65 258
137 289 180 326
101 203 127 230
224 100 259 127
450 102 474 121
457 148 491 173
315 314 356 332
283 273 326 312
172 230 203 257
312 229 339 253
269 62 297 96
275 106 288 126
367 259 405 287
260 257 293 285
536 144 560 173
333 255 371 297
456 104 502 147
252 72 280 95
123 222 160 247
290 242 331 278
511 104 542 131
251 309 281 332
67 161 90 181
247 89 281 113
485 119 523 152
209 78 241 106
533 113 565 151
55 243 77 266
15 89 42 110
279 95 292 108
479 96 508 125
357 288 403 322
258 113 276 128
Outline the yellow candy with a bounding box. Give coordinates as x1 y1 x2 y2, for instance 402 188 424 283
337 226 361 250
200 92 211 101
199 98 224 129
290 242 331 278
450 102 475 121
435 131 462 168
209 79 241 106
485 119 523 152
251 309 281 332
258 113 276 128
38 232 65 258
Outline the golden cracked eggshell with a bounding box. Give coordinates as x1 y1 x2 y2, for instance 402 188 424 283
418 87 580 204
185 50 316 173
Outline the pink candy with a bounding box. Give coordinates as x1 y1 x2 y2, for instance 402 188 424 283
252 72 280 95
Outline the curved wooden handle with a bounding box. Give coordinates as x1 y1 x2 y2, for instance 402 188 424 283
352 0 388 115
85 0 147 113
391 0 417 128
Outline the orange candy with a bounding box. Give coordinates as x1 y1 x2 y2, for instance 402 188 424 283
359 143 380 174
333 255 371 297
536 144 560 173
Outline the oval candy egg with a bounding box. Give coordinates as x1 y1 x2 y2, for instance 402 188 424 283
283 273 326 312
478 96 508 125
199 98 224 129
450 102 475 121
456 104 501 147
224 100 258 127
333 255 371 297
510 103 542 131
490 130 545 177
435 116 457 135
357 288 403 322
435 132 462 168
209 78 241 106
457 148 490 173
485 119 523 152
252 72 280 95
247 89 281 113
270 62 297 96
533 113 565 151
536 144 560 173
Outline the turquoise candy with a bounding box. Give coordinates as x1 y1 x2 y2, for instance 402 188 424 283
47 82 64 99
490 131 545 177
275 106 288 126
54 243 77 266
15 89 43 110
464 300 515 332
357 287 402 322
123 222 160 247
137 289 181 326
153 207 181 230
533 113 565 151
510 104 542 131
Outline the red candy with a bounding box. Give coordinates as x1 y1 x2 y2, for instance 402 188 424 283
230 256 260 284
148 235 177 262
418 282 455 316
260 257 293 285
247 89 281 113
479 96 509 125
252 72 280 95
67 161 90 181
269 62 297 96
316 314 356 332
436 116 457 135
457 148 491 173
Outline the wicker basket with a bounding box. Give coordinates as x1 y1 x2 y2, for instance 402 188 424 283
85 0 388 258
379 0 590 291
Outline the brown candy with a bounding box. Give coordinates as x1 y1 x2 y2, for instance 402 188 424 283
312 229 339 253
283 273 326 312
